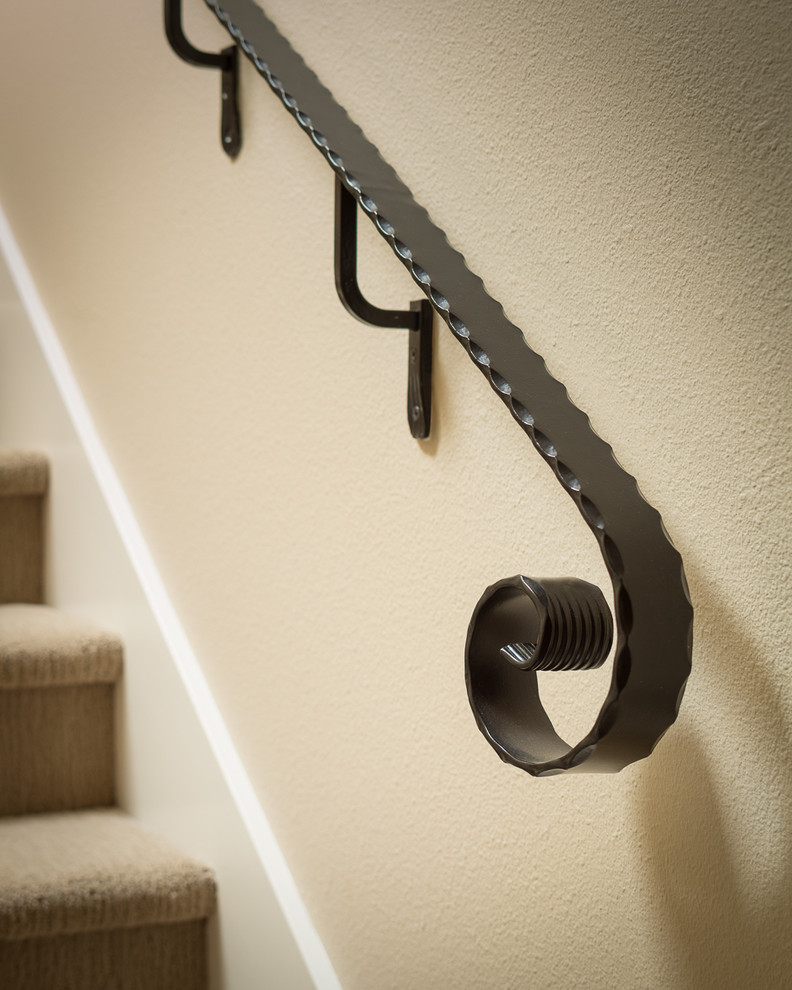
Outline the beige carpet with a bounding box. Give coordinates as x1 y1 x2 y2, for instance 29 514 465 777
0 450 216 988
0 451 46 606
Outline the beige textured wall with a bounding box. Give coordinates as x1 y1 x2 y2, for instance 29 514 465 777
1 1 790 987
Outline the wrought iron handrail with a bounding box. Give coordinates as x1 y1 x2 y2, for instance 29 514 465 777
165 0 693 776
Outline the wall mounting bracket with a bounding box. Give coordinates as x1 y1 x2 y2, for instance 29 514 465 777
334 177 433 439
164 0 241 158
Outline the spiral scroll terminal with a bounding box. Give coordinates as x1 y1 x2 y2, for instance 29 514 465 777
465 575 614 774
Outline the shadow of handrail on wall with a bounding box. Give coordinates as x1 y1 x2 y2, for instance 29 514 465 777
634 572 792 990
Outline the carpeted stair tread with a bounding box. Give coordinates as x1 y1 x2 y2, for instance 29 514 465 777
0 450 48 497
0 604 123 688
0 808 216 941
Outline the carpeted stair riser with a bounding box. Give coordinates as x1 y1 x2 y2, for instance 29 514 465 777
0 683 115 815
0 920 208 990
0 494 44 604
0 449 47 605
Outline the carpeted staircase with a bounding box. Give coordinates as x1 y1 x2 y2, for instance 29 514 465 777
0 449 217 988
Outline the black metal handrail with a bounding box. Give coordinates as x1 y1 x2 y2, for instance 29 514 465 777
165 0 693 776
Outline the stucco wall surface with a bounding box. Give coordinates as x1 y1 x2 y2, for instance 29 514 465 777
0 1 790 987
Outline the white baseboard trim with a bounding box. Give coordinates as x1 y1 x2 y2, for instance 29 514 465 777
0 203 341 990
